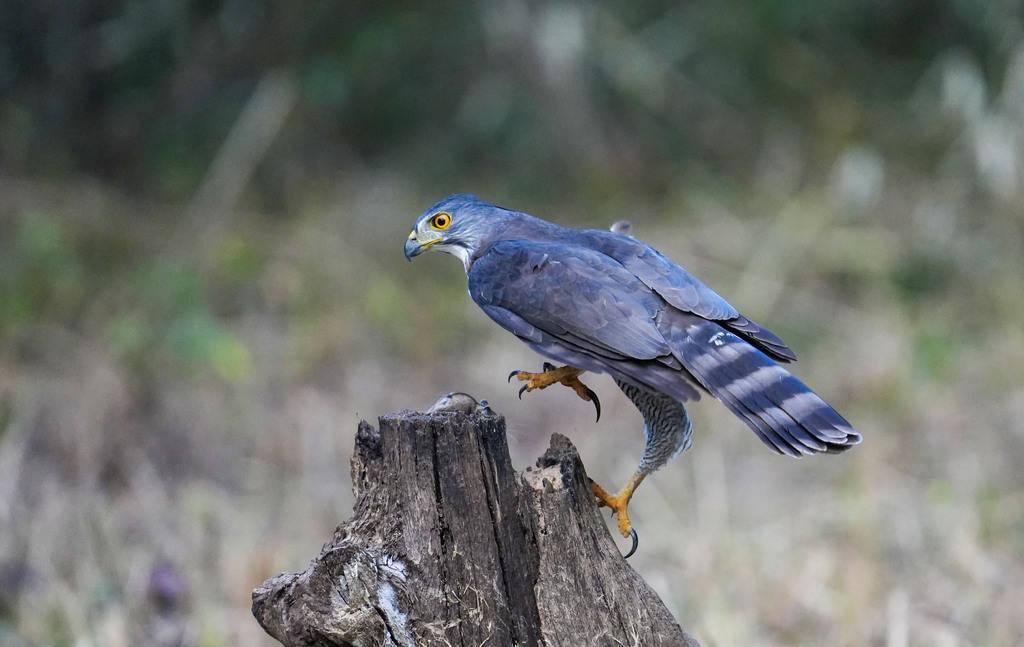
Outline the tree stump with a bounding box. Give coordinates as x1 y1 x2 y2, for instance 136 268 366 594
252 395 698 646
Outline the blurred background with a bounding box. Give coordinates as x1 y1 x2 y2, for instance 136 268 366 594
1 1 1023 645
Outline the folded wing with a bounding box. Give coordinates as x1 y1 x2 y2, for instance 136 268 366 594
469 239 859 455
581 229 797 362
469 240 700 402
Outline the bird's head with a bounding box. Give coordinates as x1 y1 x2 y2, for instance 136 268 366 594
404 193 509 270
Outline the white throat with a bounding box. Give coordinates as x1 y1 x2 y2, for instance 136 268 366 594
437 244 472 272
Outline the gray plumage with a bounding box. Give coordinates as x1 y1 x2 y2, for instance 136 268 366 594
610 220 633 236
405 194 860 479
617 379 692 473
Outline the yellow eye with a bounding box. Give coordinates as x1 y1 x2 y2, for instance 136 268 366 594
430 212 452 230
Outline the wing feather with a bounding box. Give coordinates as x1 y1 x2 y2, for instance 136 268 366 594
581 229 797 360
469 238 858 455
470 241 671 362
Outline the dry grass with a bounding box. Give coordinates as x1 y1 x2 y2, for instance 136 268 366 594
1 164 1023 647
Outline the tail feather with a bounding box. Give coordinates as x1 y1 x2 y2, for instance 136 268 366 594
712 365 809 456
713 340 829 454
660 312 861 456
725 315 797 363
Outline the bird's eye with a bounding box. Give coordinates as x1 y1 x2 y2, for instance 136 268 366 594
430 212 452 230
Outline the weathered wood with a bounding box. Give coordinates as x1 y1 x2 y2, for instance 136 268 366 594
252 397 698 646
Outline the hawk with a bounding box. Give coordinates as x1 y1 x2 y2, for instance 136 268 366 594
405 194 860 554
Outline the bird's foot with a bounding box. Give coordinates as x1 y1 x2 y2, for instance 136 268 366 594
508 362 601 421
508 362 578 393
590 473 646 558
591 480 636 538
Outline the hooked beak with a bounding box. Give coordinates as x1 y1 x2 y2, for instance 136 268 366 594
404 231 441 261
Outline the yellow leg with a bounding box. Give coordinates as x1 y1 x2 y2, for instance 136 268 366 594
510 364 584 392
509 363 602 421
591 472 646 538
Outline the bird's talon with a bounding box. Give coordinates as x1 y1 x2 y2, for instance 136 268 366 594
559 374 602 422
583 386 602 422
508 364 601 420
590 474 645 548
624 528 639 559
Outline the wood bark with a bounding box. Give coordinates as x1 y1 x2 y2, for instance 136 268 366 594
252 400 698 646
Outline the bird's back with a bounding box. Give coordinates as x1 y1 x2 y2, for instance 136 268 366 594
469 209 858 456
478 210 795 361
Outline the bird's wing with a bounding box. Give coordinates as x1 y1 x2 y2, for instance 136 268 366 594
470 239 859 456
581 230 797 362
469 239 702 402
469 240 670 360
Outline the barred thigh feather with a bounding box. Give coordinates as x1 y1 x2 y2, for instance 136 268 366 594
659 311 861 456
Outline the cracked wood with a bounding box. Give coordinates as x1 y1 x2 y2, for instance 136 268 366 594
252 405 698 647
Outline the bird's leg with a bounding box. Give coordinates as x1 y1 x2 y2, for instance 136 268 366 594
508 362 578 392
508 362 602 421
590 471 646 541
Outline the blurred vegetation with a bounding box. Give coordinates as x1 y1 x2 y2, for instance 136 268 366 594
1 1 1023 646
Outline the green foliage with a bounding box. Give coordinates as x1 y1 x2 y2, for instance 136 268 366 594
121 260 253 382
3 1 1018 198
165 311 252 382
0 214 253 383
0 215 85 338
891 251 957 303
913 325 959 379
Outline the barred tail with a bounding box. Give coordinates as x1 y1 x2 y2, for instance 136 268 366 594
661 313 861 457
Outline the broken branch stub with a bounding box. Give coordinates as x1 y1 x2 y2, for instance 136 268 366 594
252 402 698 646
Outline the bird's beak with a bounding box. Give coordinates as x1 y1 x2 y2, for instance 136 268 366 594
404 230 441 261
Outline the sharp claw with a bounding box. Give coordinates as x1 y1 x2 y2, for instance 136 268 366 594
585 386 601 422
623 528 639 559
518 384 528 399
508 370 519 383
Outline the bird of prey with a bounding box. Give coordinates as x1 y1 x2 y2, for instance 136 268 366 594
405 194 860 553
